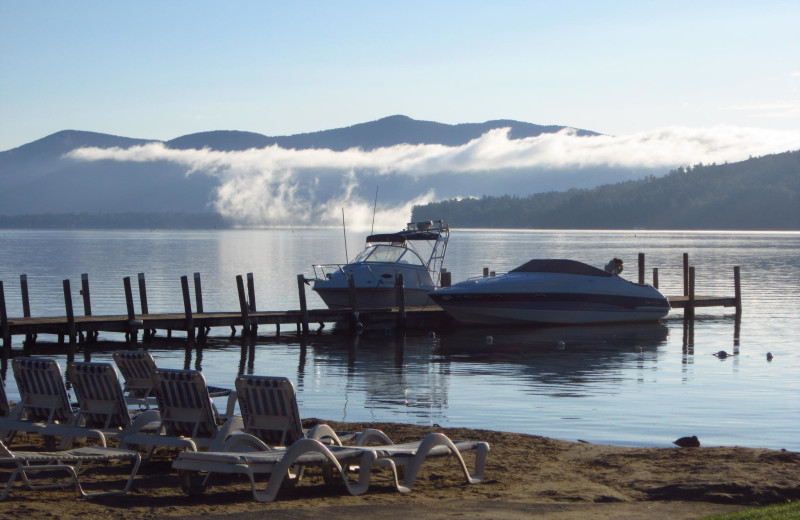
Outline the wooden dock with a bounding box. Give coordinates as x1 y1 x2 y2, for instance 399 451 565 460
1 253 741 353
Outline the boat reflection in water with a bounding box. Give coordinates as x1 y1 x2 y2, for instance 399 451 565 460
300 321 670 418
435 322 670 395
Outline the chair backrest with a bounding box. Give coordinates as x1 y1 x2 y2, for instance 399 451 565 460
66 362 131 430
235 375 304 446
112 350 158 399
0 374 11 418
155 368 219 439
11 358 74 424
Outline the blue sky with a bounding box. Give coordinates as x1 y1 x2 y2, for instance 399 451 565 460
1 0 798 152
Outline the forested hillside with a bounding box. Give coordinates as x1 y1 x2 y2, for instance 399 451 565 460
412 151 800 230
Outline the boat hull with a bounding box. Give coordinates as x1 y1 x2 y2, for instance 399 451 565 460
429 270 670 325
314 286 434 309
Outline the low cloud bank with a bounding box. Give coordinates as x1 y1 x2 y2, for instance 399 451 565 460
68 126 800 228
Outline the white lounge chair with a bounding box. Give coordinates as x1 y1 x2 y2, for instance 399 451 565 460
8 357 107 448
120 368 243 456
0 439 141 500
113 350 236 417
235 375 356 446
0 374 24 443
171 431 489 501
63 362 161 447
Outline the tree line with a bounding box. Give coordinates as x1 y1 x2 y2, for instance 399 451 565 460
411 150 800 230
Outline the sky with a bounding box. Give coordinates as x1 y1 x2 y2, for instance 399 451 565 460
1 0 799 152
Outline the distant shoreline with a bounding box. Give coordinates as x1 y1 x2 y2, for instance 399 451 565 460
1 213 798 232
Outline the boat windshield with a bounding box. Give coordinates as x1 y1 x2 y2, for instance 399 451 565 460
351 245 425 266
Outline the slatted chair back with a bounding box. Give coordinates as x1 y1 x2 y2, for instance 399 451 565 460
11 358 74 424
235 375 305 446
155 368 219 439
112 350 158 400
67 362 132 430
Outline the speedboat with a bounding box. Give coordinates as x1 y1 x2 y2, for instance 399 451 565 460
429 258 670 325
311 220 449 309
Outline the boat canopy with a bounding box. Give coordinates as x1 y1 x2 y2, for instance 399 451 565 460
510 259 612 277
366 230 443 243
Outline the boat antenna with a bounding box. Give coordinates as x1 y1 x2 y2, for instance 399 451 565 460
371 185 379 235
342 207 349 263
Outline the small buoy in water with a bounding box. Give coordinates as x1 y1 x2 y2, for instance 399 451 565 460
767 352 774 361
714 350 729 358
673 435 700 448
384 327 393 335
556 340 566 350
428 331 437 339
485 336 494 345
356 321 363 331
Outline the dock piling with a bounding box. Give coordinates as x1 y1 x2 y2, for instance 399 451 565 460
63 280 77 349
236 275 250 335
247 272 257 333
687 267 696 318
80 273 92 316
734 266 742 316
297 274 309 335
683 253 689 296
1 281 10 355
652 268 659 289
20 275 35 345
194 272 204 314
180 275 194 341
123 277 138 344
638 253 645 285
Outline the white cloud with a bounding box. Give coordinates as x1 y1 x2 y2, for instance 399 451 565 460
67 126 800 227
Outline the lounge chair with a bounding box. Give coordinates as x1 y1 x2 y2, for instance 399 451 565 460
120 368 243 456
63 362 161 447
171 431 489 501
8 357 106 448
0 375 24 442
0 439 141 500
234 375 355 446
113 350 236 417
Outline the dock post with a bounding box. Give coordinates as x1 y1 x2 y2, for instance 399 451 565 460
395 272 406 331
20 274 35 345
123 277 139 345
683 253 689 296
638 253 645 285
652 268 659 289
193 272 204 314
1 281 10 355
181 275 195 341
80 273 92 316
137 273 152 340
236 275 250 335
483 267 489 278
687 267 696 319
63 280 77 350
297 274 309 335
247 272 257 333
440 269 451 287
734 266 742 316
20 275 31 319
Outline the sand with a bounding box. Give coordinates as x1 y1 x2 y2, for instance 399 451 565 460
2 421 799 520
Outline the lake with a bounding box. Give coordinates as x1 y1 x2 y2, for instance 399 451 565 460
1 228 798 451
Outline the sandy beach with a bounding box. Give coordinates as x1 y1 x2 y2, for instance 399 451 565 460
3 421 799 520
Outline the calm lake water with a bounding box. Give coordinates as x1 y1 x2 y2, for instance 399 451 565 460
1 228 798 451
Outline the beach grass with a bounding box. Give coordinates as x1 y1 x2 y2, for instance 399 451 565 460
703 502 800 519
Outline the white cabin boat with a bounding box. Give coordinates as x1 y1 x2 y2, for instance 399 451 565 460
311 220 449 309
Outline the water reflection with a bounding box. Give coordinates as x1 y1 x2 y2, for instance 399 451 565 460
437 322 670 397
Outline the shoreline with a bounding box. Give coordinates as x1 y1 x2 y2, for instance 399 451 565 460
3 421 799 519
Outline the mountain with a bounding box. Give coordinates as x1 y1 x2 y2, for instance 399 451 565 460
411 151 800 230
0 115 613 218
